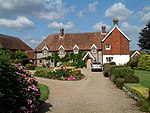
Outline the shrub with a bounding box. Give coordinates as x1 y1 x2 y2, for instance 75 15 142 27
103 64 125 77
109 62 116 65
112 67 134 79
34 69 50 78
137 98 150 112
138 55 150 71
114 78 125 89
25 63 36 70
0 49 40 113
127 58 138 69
124 75 140 83
72 69 81 76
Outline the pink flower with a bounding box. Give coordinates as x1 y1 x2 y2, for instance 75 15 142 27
67 76 75 81
27 99 32 105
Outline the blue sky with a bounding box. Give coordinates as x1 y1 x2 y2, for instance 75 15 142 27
0 0 150 50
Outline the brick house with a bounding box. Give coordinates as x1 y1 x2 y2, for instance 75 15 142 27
102 18 131 65
0 34 35 62
35 19 131 67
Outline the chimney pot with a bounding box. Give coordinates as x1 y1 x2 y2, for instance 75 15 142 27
113 18 119 26
60 28 64 36
101 26 106 33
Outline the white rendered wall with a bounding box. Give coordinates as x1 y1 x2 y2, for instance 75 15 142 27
103 55 130 65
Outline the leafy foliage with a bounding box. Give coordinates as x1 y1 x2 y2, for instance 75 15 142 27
12 50 29 65
127 58 139 69
25 63 36 70
34 68 84 80
137 55 150 71
0 49 40 113
138 20 150 51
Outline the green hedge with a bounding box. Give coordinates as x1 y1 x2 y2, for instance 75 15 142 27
138 55 150 71
25 63 36 70
112 67 134 78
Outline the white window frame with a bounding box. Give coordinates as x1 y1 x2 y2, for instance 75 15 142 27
91 44 97 53
73 48 79 54
59 48 65 55
43 49 48 55
105 44 111 50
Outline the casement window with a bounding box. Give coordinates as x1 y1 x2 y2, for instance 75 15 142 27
43 49 48 55
42 45 49 55
73 48 79 54
59 48 65 55
91 48 97 53
105 44 111 50
91 44 97 53
106 57 113 62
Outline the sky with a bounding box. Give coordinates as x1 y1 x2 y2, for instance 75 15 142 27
0 0 150 50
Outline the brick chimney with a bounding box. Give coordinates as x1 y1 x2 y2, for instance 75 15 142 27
113 18 119 26
60 28 64 37
101 26 106 35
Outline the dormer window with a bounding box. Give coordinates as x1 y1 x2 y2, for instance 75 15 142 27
43 49 48 55
42 45 49 55
91 44 97 53
73 45 79 54
105 44 111 50
58 45 65 55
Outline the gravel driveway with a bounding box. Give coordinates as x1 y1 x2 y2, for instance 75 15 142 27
36 68 142 113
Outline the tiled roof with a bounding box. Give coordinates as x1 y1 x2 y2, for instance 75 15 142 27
26 50 35 59
36 32 103 52
0 34 33 51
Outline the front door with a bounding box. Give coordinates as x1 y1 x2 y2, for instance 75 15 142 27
87 59 92 69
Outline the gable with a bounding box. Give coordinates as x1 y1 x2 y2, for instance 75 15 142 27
102 25 131 42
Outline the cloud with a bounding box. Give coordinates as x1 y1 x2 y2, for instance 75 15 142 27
138 11 150 23
48 21 74 30
23 35 41 48
105 2 133 21
143 6 150 10
76 10 84 17
0 0 43 17
0 16 35 30
120 22 140 36
37 10 68 20
88 1 98 12
37 0 69 20
93 21 111 31
0 0 69 21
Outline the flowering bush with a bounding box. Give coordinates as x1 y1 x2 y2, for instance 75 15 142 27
130 86 149 100
0 49 40 113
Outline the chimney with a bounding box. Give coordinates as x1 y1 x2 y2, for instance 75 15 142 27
60 28 64 37
101 26 106 33
113 18 119 26
101 26 106 35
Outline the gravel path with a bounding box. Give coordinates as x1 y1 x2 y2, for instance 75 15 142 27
36 69 142 113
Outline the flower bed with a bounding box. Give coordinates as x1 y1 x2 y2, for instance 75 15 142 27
34 68 84 81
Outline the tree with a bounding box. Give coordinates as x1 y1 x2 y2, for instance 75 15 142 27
138 20 150 51
12 50 28 65
44 52 60 67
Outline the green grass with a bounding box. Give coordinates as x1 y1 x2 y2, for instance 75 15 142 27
38 83 49 102
134 70 150 89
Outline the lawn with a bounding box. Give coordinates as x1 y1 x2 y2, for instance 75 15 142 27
38 83 49 102
134 70 150 89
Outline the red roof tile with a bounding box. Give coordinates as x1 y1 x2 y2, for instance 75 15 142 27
36 32 103 52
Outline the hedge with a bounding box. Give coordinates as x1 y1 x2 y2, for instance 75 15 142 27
112 67 134 78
